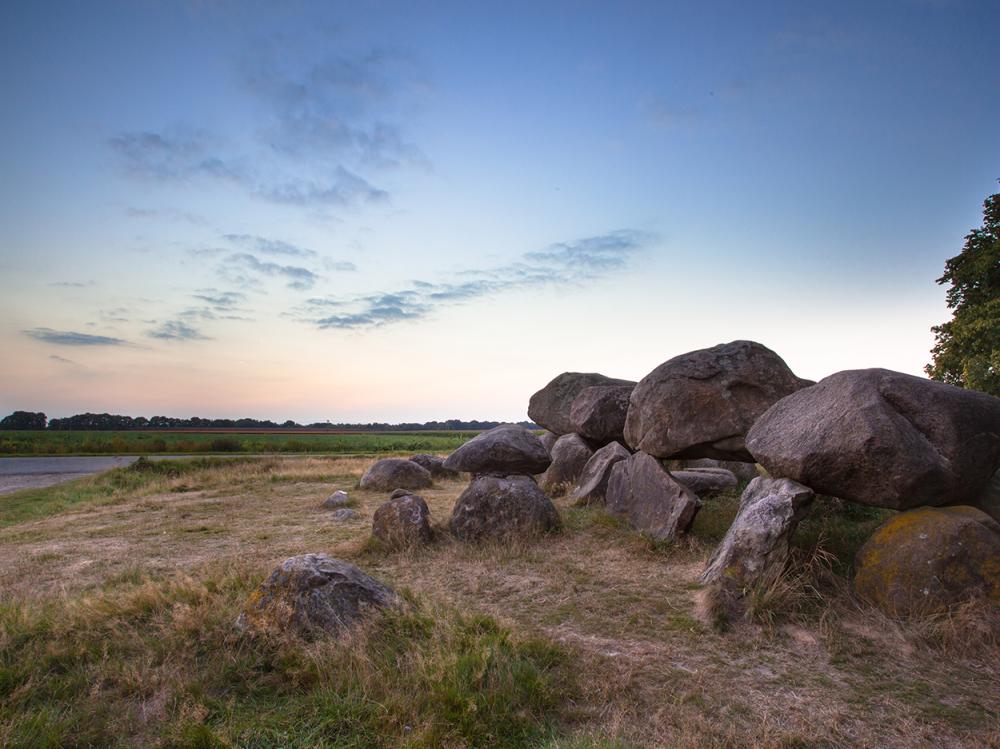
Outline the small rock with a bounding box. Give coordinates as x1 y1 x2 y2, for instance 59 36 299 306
322 490 350 508
389 488 412 499
538 430 558 455
671 468 738 498
443 424 551 476
236 554 399 638
854 505 1000 617
359 458 433 492
409 454 459 479
570 441 631 506
449 474 560 542
606 452 700 542
331 508 360 522
540 433 594 494
700 477 815 598
373 494 433 548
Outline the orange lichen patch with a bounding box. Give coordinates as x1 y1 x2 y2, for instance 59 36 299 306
855 505 1000 617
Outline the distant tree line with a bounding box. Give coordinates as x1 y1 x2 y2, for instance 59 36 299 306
2 411 534 431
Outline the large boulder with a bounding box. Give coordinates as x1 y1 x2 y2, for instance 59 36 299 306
570 384 635 446
443 424 551 476
540 433 594 493
372 493 433 548
700 478 815 595
529 372 635 436
409 454 458 479
746 368 1000 510
854 506 1000 616
236 554 399 638
571 441 631 506
606 452 700 542
671 468 738 498
624 341 803 462
359 458 433 492
449 475 560 541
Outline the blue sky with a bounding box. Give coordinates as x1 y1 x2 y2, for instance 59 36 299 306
1 0 997 422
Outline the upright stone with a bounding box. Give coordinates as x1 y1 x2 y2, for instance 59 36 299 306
625 340 803 461
571 441 631 506
605 452 700 542
700 477 815 594
540 433 594 493
746 368 1000 510
529 372 635 436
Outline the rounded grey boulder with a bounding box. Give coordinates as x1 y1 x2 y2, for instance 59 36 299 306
372 493 433 548
443 424 551 476
449 474 560 541
540 433 594 493
746 368 1000 510
360 458 433 492
570 383 635 446
236 554 399 638
322 490 350 508
624 341 803 461
529 372 635 436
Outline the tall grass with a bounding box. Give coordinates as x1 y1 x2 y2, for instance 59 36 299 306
0 566 575 748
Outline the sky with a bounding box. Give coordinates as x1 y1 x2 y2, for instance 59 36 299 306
1 0 998 423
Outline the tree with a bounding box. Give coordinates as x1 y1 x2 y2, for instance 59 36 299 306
926 186 1000 396
0 411 47 430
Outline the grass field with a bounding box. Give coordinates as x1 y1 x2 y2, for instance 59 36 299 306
0 430 476 456
1 457 997 748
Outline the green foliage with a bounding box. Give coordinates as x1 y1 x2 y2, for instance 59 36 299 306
927 186 1000 396
0 411 46 430
0 430 473 456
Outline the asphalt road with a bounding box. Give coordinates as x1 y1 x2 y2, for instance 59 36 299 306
0 455 174 495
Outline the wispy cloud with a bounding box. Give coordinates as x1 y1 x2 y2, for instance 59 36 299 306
147 320 211 341
191 289 247 309
49 280 95 288
110 129 389 209
298 229 654 330
219 252 319 290
49 354 76 364
24 328 128 346
223 234 316 259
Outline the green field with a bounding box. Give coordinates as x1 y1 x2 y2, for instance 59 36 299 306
0 430 476 456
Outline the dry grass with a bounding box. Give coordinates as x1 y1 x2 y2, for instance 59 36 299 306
1 457 998 748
